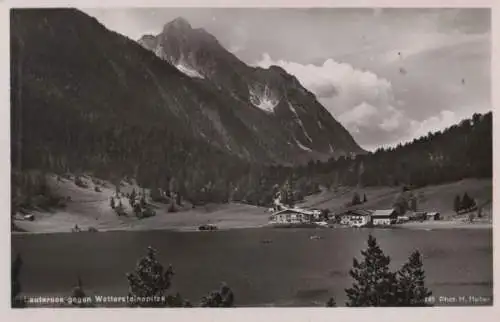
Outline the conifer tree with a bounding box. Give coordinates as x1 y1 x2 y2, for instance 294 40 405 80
326 297 337 307
345 234 397 306
115 183 120 197
200 282 234 307
133 203 142 218
462 192 475 210
129 188 137 207
168 198 177 213
140 195 147 209
351 192 361 205
395 250 432 306
393 192 408 215
176 192 182 206
11 253 25 308
453 194 461 213
165 292 185 307
410 196 417 212
280 180 294 208
126 246 175 307
70 275 93 307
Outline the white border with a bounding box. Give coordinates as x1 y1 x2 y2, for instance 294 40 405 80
1 1 498 322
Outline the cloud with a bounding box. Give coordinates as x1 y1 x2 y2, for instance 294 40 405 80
380 106 406 132
337 102 378 132
254 53 412 150
410 110 459 138
229 44 243 53
257 53 394 112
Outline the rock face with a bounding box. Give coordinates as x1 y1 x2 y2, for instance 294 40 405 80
138 17 365 162
11 9 363 176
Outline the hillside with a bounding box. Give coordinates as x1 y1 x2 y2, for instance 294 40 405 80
287 111 492 190
11 8 362 177
13 174 270 233
138 17 364 160
298 179 492 221
13 174 491 233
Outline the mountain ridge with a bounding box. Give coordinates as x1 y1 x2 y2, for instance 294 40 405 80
10 8 367 210
137 16 365 159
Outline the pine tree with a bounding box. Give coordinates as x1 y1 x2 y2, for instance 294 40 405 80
453 195 461 214
200 283 234 307
126 246 175 307
140 195 147 209
470 196 477 209
129 188 137 207
133 203 142 218
396 250 432 306
393 192 408 215
168 198 177 213
71 275 92 307
345 234 398 306
115 183 120 197
176 191 182 206
280 180 294 208
410 196 417 212
11 253 25 308
165 292 185 307
326 297 337 307
462 192 475 210
352 192 361 205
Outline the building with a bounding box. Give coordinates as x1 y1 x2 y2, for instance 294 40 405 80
407 211 427 222
371 209 398 226
310 209 323 221
269 208 315 225
426 212 441 221
339 209 373 227
396 215 410 224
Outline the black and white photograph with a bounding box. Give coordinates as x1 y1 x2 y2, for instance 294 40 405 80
9 4 493 310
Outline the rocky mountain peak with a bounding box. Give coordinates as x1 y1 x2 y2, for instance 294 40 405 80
164 17 192 32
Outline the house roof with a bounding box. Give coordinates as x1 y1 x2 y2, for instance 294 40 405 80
342 209 374 217
272 208 314 216
372 209 397 217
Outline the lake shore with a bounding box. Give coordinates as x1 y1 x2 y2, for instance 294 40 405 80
12 202 272 235
13 212 492 235
397 220 492 230
13 177 492 235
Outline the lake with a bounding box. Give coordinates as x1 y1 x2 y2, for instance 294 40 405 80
11 227 493 307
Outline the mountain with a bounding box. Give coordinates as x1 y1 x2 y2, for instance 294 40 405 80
9 8 363 209
11 9 253 186
138 17 364 160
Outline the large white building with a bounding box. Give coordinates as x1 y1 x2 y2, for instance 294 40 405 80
371 209 398 226
339 209 373 227
269 208 315 226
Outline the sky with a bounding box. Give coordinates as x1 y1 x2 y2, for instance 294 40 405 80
83 8 491 151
